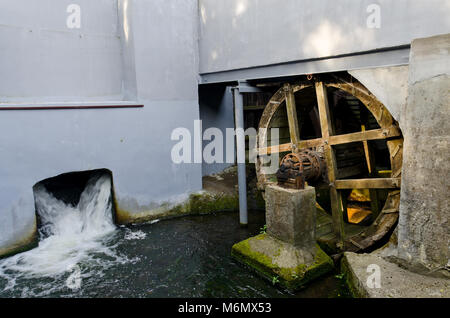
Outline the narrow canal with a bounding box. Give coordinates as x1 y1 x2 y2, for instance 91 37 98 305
0 211 350 298
0 175 350 298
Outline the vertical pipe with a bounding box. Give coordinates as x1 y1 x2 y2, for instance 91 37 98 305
233 87 248 226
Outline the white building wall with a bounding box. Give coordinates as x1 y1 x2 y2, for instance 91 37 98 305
0 0 202 256
199 0 450 75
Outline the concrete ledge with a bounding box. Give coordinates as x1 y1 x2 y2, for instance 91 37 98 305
231 234 334 291
115 191 239 225
342 252 450 298
1 185 240 258
0 225 38 260
114 165 264 225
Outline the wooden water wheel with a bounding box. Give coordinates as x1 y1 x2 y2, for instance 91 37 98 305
255 75 403 252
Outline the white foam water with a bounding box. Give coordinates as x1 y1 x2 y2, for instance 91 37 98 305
0 174 129 297
124 229 147 240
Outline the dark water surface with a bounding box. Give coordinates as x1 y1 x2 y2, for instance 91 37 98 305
0 211 350 298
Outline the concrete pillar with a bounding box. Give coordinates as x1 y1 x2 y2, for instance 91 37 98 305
398 34 450 269
232 87 248 226
265 184 316 251
231 183 333 291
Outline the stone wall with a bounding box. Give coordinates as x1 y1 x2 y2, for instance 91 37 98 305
398 34 450 269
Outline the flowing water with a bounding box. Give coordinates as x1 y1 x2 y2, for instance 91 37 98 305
0 175 350 298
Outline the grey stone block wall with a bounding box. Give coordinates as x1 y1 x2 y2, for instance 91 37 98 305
398 34 450 269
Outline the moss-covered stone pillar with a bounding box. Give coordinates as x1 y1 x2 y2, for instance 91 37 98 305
231 184 333 291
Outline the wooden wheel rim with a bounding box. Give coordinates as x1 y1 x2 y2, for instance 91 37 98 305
256 77 403 251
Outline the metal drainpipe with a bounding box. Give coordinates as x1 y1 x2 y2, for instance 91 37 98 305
232 86 248 226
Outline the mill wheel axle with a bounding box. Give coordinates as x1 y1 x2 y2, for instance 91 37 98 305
276 150 326 189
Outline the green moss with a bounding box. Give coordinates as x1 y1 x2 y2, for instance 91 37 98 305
114 191 240 225
293 245 334 290
231 234 277 282
231 235 334 291
276 244 334 290
188 192 239 214
340 255 368 298
0 228 38 260
317 238 338 256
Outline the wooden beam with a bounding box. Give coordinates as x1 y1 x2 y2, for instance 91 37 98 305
387 139 404 179
327 82 395 129
334 178 401 189
316 81 345 243
244 105 266 111
360 125 372 174
316 82 334 138
284 84 301 146
257 137 325 155
328 126 401 146
337 164 366 179
297 138 324 149
257 143 292 155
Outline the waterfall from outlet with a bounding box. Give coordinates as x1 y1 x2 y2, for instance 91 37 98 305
0 173 130 296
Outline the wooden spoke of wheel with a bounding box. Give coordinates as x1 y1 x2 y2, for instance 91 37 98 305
256 77 404 251
284 83 301 146
314 81 346 244
257 126 401 156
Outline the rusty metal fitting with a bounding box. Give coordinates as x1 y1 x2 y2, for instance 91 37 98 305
276 150 326 189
